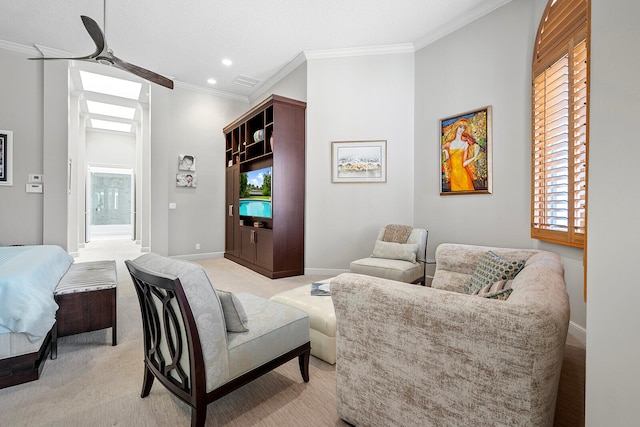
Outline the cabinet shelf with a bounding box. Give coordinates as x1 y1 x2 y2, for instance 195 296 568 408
223 95 306 279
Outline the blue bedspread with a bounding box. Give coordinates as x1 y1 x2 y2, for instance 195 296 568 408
0 245 73 341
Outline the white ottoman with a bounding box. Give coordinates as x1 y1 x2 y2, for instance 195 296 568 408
270 281 336 364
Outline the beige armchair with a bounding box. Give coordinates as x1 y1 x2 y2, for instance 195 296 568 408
125 253 310 427
350 226 428 284
333 243 570 426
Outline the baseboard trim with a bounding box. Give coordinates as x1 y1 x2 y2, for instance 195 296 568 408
568 321 586 345
173 252 224 261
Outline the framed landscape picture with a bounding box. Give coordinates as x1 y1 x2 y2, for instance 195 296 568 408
439 106 492 195
331 140 387 183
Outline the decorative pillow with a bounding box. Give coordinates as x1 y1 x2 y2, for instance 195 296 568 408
382 224 413 243
371 240 419 263
216 290 249 332
464 251 526 294
472 279 514 300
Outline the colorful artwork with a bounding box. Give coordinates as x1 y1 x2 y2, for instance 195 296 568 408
440 106 492 195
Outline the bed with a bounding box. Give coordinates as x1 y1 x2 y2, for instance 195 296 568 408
0 245 73 389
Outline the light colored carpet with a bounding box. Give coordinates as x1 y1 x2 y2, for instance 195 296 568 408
0 240 345 426
0 239 585 426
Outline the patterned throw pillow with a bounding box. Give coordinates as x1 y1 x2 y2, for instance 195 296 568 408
472 279 514 300
464 251 525 295
216 290 249 332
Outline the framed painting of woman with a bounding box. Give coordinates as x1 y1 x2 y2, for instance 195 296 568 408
439 106 492 195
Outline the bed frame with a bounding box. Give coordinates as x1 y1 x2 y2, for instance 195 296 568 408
0 327 52 389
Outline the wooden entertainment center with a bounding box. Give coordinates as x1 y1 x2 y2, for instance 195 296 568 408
223 95 306 278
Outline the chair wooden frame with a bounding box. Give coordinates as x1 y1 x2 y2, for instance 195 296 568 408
125 260 310 427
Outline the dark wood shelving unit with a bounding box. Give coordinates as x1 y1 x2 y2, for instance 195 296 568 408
224 95 306 279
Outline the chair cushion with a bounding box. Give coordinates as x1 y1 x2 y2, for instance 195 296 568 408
350 257 422 283
371 240 419 262
227 293 309 380
465 251 526 294
216 290 249 332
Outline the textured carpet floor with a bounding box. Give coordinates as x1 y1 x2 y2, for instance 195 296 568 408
0 239 585 426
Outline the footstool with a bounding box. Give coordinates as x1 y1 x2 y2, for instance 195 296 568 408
270 279 336 364
51 260 117 359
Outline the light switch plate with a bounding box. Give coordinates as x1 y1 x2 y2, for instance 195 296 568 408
29 174 43 183
26 183 43 193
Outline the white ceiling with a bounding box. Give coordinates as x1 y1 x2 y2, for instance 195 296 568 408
0 0 512 101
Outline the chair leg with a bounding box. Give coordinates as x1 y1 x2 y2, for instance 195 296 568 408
298 348 310 382
191 405 207 427
111 288 117 346
141 364 155 398
50 322 58 360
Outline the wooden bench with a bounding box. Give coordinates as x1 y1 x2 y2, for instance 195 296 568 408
51 260 117 359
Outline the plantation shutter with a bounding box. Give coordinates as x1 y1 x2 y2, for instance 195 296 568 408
531 0 589 248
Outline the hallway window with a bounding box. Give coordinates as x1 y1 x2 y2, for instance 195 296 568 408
531 0 589 248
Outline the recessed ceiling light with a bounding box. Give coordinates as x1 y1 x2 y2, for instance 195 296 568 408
207 78 217 85
86 100 136 119
222 58 233 66
91 119 132 133
80 70 142 100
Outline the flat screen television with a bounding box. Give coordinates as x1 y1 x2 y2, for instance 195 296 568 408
239 166 272 219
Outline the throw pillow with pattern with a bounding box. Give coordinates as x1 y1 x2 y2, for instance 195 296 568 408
472 279 514 300
464 251 525 294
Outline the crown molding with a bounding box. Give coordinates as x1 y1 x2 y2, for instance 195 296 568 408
304 43 415 60
414 0 513 50
173 81 248 103
33 43 77 58
249 51 307 104
0 39 39 56
249 44 415 103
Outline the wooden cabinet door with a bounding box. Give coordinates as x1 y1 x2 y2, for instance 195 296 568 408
225 166 240 256
254 228 273 270
239 227 254 262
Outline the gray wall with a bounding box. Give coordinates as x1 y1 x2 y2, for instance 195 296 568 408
150 85 248 257
587 0 640 424
413 0 586 336
305 52 416 274
0 49 43 245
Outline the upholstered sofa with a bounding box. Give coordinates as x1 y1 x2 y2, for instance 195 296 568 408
332 243 570 427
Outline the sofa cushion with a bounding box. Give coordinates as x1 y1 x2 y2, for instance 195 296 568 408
371 240 418 263
472 279 513 300
216 290 249 332
464 251 525 294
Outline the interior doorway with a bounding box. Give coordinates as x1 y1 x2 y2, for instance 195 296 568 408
86 166 135 242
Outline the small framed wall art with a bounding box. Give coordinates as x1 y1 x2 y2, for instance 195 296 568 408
331 140 387 183
439 106 492 195
178 154 196 171
176 173 197 188
0 130 13 186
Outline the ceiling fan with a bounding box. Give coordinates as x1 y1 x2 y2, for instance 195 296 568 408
29 15 174 90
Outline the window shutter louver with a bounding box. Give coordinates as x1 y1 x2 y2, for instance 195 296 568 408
531 0 589 248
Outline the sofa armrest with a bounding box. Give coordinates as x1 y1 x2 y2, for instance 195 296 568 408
331 272 568 427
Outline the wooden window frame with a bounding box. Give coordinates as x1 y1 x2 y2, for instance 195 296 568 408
531 0 590 249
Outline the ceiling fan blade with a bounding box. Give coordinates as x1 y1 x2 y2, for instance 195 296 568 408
111 55 174 89
28 15 105 61
80 15 106 57
28 55 95 61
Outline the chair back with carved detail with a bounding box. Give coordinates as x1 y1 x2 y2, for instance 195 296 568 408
126 260 206 407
